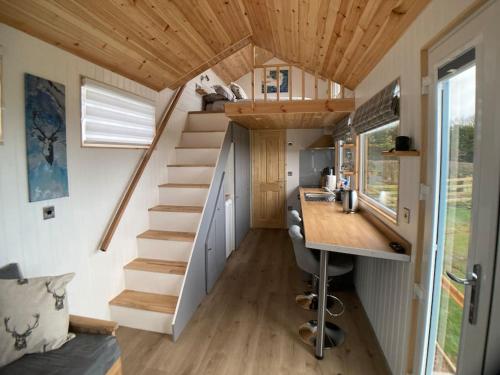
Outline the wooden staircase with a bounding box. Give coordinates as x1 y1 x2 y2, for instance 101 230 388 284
109 112 229 334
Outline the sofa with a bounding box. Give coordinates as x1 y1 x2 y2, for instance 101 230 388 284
0 263 122 375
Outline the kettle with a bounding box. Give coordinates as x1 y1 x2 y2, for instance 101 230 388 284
343 189 359 213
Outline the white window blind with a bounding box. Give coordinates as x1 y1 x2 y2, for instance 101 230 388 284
81 78 156 147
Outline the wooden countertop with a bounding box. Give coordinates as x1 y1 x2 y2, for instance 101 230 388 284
299 188 410 262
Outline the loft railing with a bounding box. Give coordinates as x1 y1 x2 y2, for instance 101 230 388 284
248 44 345 105
98 85 185 252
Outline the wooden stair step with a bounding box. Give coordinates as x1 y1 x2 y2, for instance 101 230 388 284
137 230 195 242
158 183 210 189
175 146 220 149
110 290 178 314
167 163 215 167
149 205 203 213
182 130 225 133
125 258 188 275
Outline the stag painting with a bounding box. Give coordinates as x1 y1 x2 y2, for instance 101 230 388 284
25 74 68 202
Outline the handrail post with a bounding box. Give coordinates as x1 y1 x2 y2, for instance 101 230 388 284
98 85 186 251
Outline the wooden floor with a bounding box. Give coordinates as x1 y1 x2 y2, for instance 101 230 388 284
116 229 390 375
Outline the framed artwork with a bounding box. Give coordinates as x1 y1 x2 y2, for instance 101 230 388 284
261 68 289 94
25 73 68 202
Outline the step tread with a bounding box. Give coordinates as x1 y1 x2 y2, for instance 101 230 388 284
167 163 216 167
137 230 195 242
149 205 203 213
182 130 225 133
175 146 220 149
159 183 210 188
110 290 178 314
125 258 188 275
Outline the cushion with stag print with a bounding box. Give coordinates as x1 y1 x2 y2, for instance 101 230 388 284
0 273 75 367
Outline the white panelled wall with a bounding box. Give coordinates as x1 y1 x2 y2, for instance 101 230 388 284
0 23 224 320
353 0 476 374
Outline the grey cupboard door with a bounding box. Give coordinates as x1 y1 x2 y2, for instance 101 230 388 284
233 123 250 248
214 179 226 280
206 174 226 293
205 214 217 292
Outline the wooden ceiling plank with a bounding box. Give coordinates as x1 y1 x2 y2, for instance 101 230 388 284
312 0 340 74
170 35 252 88
0 0 169 90
318 0 349 77
325 0 368 79
170 0 232 52
332 0 383 81
345 0 429 88
56 0 183 80
137 0 217 61
106 0 207 72
333 0 399 86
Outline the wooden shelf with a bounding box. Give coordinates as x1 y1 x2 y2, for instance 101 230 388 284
342 143 355 149
343 171 355 176
382 150 420 157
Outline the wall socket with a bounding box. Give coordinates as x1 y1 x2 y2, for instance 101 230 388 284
288 171 293 176
43 206 55 220
403 207 410 224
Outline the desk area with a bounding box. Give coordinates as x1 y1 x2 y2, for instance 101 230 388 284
298 187 411 358
300 187 411 262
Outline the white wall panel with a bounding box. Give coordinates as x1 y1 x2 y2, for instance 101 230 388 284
0 23 223 320
353 1 475 374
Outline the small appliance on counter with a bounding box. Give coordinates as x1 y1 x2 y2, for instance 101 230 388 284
321 167 336 191
343 189 359 213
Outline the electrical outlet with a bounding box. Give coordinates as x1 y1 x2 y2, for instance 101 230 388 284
43 206 55 220
403 207 410 224
288 171 293 176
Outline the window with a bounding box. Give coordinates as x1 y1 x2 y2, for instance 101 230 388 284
81 78 155 148
360 121 400 216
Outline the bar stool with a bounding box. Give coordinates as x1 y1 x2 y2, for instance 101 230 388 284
288 224 353 349
288 209 302 227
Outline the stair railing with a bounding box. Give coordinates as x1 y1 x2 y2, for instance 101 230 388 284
98 85 185 252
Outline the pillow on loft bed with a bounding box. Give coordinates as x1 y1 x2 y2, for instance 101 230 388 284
229 82 247 100
0 271 75 367
212 84 236 101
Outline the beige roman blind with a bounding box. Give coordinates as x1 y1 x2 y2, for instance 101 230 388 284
352 79 400 134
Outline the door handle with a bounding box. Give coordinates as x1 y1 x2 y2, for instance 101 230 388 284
446 270 477 286
446 264 481 324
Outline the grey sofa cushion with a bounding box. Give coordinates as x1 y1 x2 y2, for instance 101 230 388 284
0 263 22 279
0 333 121 375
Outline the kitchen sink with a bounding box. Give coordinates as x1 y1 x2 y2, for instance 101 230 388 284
304 193 336 202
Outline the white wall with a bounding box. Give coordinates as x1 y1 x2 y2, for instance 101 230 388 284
0 23 222 320
353 1 475 374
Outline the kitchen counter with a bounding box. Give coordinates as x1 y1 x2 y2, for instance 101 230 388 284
299 187 410 262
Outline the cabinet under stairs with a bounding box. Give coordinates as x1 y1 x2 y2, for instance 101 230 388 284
109 112 229 335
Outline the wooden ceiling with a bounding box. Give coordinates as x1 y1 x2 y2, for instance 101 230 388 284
227 112 346 130
212 45 273 84
0 0 430 91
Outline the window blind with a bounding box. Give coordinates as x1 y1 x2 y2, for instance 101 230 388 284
332 114 352 142
351 79 399 134
81 78 156 147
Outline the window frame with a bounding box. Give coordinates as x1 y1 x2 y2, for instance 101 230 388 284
0 51 3 145
358 120 401 222
80 76 156 149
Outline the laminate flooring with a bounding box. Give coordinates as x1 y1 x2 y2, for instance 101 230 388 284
116 229 390 375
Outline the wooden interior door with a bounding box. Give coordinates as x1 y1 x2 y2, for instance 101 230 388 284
251 129 286 228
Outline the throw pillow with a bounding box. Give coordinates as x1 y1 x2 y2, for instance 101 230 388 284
0 273 75 367
229 82 248 100
212 84 236 101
